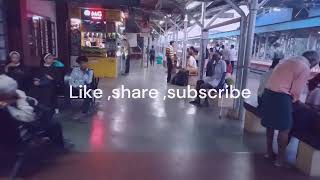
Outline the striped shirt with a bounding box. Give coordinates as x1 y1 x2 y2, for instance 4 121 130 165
166 45 175 59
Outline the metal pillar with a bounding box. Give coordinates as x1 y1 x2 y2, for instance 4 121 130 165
283 34 289 57
182 14 188 68
199 2 206 79
175 27 178 42
147 35 150 67
264 34 269 60
257 36 262 58
239 0 258 121
163 18 168 59
224 0 247 117
234 16 247 114
252 36 256 56
307 31 318 50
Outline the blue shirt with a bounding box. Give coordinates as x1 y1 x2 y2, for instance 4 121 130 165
69 67 93 88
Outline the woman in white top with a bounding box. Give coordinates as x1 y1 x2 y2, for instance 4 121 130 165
187 51 198 74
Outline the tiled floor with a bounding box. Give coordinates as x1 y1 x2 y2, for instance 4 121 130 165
1 61 316 179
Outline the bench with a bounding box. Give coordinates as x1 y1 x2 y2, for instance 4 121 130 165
243 101 320 177
243 101 265 133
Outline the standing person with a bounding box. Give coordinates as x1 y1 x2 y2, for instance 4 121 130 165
4 51 31 92
166 41 175 83
124 39 131 74
120 46 126 75
261 51 320 167
229 45 237 74
257 58 282 106
221 45 230 62
221 45 232 73
215 43 220 53
272 43 284 62
149 45 156 66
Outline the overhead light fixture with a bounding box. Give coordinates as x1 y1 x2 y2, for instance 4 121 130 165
159 20 164 25
184 15 188 22
186 1 201 10
193 13 199 18
70 18 81 24
273 7 281 11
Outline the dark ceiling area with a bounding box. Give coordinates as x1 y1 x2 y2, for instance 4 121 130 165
55 0 320 34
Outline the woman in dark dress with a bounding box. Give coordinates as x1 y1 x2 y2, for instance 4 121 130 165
30 53 61 111
4 51 31 91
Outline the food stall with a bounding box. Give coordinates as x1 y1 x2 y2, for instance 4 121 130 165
69 7 125 78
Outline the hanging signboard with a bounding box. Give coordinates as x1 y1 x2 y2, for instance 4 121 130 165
106 9 122 22
81 9 105 21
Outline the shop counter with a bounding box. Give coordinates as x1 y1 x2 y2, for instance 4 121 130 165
88 57 117 78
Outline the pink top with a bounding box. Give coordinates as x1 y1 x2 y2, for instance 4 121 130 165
266 56 311 102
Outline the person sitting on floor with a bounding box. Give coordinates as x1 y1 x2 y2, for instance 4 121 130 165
66 56 93 121
190 53 226 107
4 51 31 92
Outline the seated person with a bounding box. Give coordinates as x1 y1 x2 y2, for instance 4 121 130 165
292 70 320 132
4 51 31 92
0 75 69 149
186 51 198 75
65 56 93 120
190 53 226 107
29 53 61 111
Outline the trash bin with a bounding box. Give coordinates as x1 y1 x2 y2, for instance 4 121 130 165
156 55 163 64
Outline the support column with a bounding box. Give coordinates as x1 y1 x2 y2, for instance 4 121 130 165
234 16 247 114
264 33 269 60
307 31 318 50
257 36 262 58
163 18 168 58
5 0 24 54
56 1 70 69
239 0 258 121
199 2 206 79
182 14 188 68
283 34 289 57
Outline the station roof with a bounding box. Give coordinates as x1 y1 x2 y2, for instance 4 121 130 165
55 0 320 33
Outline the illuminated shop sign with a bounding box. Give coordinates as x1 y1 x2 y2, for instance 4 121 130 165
81 9 105 20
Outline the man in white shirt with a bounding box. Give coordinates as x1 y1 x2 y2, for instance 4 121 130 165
190 53 227 107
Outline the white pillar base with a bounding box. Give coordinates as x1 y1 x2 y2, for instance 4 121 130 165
244 110 265 133
296 141 320 177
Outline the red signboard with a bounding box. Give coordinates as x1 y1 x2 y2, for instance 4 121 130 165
81 9 105 21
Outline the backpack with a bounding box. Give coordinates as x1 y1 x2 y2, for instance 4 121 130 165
172 69 189 86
